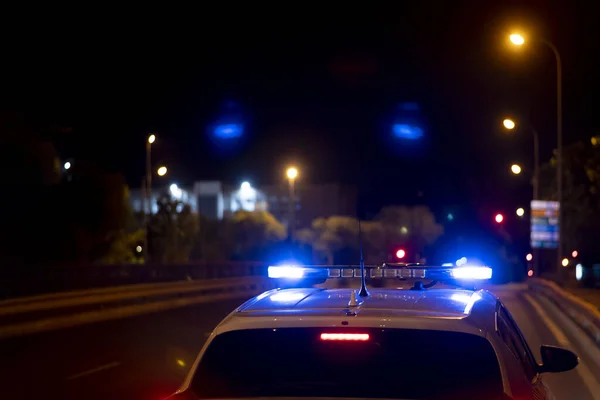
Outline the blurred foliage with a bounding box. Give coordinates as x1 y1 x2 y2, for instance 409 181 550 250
221 210 287 261
539 140 600 260
297 206 443 264
376 206 444 254
0 112 60 186
191 215 226 261
0 112 134 267
149 193 199 263
100 229 145 264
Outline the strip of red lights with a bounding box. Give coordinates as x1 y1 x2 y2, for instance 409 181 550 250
320 333 370 341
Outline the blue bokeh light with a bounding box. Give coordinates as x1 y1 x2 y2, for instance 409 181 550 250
213 123 244 139
392 123 424 140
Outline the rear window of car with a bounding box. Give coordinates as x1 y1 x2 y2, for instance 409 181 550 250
191 328 504 400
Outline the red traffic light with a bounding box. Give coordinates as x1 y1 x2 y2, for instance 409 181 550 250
495 213 504 223
396 249 406 259
572 250 578 258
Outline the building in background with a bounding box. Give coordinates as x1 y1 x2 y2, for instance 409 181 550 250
129 181 357 228
130 183 196 214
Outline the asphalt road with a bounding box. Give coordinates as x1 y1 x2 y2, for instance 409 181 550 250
1 284 600 399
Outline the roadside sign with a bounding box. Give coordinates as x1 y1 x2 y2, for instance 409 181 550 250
530 200 559 248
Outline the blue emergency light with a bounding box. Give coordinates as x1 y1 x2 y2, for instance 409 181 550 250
267 263 492 282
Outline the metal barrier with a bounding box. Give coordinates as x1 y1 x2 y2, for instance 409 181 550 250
0 262 269 300
0 277 275 340
529 278 600 345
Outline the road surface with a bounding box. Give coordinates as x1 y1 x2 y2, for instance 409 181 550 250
1 284 600 399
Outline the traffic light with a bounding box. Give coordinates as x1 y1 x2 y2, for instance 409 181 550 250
396 249 406 259
495 213 504 223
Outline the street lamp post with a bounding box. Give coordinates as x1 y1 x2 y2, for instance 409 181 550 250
532 126 540 200
146 134 156 213
143 134 156 263
286 167 298 241
157 166 168 176
509 34 563 273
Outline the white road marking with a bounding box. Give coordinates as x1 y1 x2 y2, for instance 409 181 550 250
523 294 570 346
523 294 600 400
66 361 121 381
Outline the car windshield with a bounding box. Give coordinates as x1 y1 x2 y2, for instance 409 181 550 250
191 328 504 400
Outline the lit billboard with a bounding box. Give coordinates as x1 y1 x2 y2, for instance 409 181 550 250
530 200 559 249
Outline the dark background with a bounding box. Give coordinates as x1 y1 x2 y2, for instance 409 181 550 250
2 1 598 220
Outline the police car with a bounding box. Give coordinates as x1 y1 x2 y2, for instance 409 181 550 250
168 263 579 400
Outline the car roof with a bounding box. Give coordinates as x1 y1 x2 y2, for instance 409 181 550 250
214 287 500 337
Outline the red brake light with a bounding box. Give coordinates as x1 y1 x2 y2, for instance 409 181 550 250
320 333 369 341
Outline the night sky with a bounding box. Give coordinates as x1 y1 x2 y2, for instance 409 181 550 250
4 2 598 218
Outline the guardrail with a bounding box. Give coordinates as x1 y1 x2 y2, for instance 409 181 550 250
0 262 269 300
528 278 600 345
0 277 274 340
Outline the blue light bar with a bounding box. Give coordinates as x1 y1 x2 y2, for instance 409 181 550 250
267 265 329 280
268 266 304 279
267 264 492 282
451 266 492 280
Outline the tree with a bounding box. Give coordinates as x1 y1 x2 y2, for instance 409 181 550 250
539 141 600 259
58 171 131 263
0 113 62 267
221 210 286 261
297 216 386 264
149 193 199 263
191 215 228 261
99 229 145 264
376 206 444 257
96 185 145 264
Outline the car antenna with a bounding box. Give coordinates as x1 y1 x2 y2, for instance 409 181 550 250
357 219 370 297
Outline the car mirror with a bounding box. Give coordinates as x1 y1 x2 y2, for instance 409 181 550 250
538 345 579 373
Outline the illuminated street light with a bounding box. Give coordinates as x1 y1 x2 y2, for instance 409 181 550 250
561 258 569 267
501 118 540 200
157 166 167 176
509 33 525 46
64 161 71 170
240 181 256 198
526 253 533 262
286 167 299 241
511 164 522 175
503 118 516 130
516 207 525 217
576 264 583 281
507 31 564 274
286 167 298 180
148 134 156 144
170 183 183 199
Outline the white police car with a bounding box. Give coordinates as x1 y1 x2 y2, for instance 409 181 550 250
169 263 578 400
